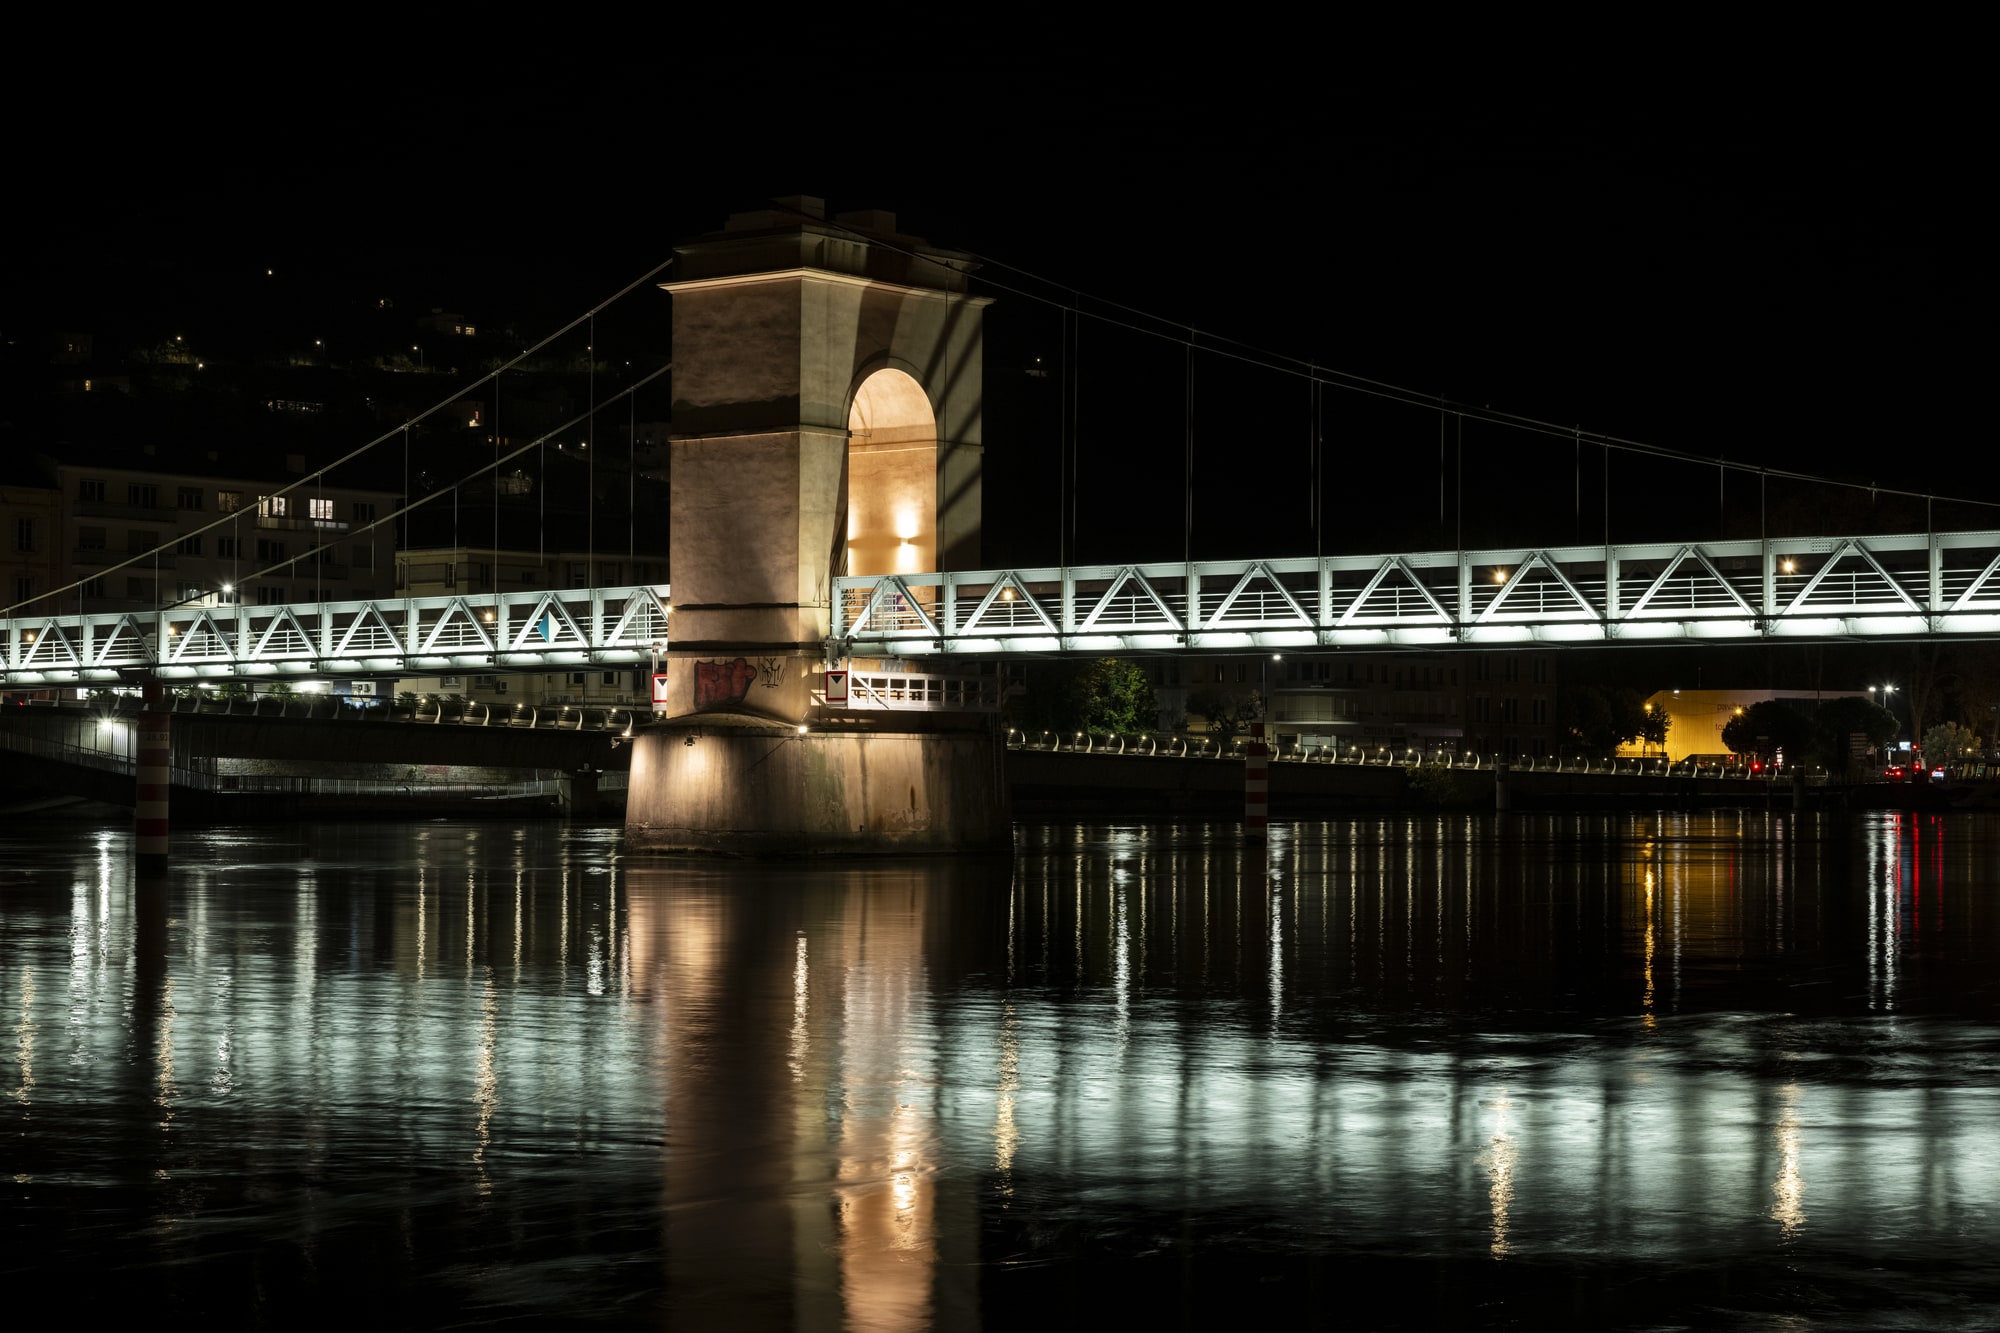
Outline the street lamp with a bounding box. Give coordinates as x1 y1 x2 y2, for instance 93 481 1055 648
1869 684 1899 766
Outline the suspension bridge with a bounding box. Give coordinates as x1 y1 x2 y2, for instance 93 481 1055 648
7 197 1998 851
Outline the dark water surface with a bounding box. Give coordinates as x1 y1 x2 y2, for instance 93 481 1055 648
4 813 1999 1329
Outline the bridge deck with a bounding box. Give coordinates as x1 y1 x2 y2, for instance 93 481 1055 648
3 585 670 686
11 529 2000 687
835 530 2000 654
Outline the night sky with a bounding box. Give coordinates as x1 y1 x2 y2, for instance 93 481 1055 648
16 44 1978 566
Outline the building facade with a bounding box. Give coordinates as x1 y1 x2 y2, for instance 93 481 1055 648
1145 649 1559 759
2 482 63 617
46 459 400 616
393 543 668 709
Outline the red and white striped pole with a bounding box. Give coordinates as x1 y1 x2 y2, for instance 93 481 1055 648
1244 722 1269 839
136 680 171 875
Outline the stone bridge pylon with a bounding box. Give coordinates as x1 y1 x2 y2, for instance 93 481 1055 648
658 196 987 719
628 198 1007 853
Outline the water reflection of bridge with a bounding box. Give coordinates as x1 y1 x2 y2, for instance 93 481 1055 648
36 815 1993 1324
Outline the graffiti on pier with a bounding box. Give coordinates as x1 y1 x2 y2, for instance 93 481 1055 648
694 657 759 707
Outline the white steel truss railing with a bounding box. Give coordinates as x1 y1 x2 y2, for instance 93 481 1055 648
810 671 1007 711
832 531 2000 654
1 585 671 685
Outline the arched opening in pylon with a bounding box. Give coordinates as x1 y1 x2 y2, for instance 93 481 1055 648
845 367 936 577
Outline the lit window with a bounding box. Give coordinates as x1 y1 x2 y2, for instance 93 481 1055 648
259 495 289 518
309 498 334 521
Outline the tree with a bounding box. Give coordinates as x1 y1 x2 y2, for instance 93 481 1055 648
1639 703 1671 753
1558 685 1655 756
1185 686 1262 739
1812 695 1899 774
1923 722 1980 766
1720 699 1815 763
1012 658 1159 737
1073 659 1158 736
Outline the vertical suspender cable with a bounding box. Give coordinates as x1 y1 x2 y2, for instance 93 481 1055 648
629 393 636 576
1058 304 1071 569
1574 426 1581 545
402 421 410 595
1069 302 1081 567
1184 335 1195 566
493 375 501 606
402 422 411 656
1440 405 1447 532
1312 370 1322 563
588 313 595 589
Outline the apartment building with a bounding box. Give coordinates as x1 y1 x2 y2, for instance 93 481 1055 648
45 457 400 615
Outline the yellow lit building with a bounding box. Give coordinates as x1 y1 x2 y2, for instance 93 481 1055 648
1627 688 1867 762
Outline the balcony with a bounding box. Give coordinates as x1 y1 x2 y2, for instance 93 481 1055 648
255 514 351 534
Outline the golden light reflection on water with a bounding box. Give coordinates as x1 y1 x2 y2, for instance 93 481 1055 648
1483 1091 1516 1260
472 969 497 1194
10 815 1997 1326
156 975 177 1138
1268 869 1284 1033
994 1000 1019 1189
1113 880 1130 1051
1771 1082 1806 1238
512 870 524 983
415 866 427 982
789 933 809 1084
13 973 32 1110
1642 863 1656 1028
832 886 938 1333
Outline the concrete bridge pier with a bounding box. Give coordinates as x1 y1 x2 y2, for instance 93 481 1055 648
625 712 1008 856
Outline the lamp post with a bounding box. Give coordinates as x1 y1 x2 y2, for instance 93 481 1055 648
1869 684 1899 768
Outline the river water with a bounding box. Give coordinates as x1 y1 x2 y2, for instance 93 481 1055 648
3 813 1997 1329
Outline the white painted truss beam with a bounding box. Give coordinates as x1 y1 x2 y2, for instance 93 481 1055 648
831 530 2000 656
1 585 671 685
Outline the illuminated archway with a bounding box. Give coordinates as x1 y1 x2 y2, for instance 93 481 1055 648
845 367 936 577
